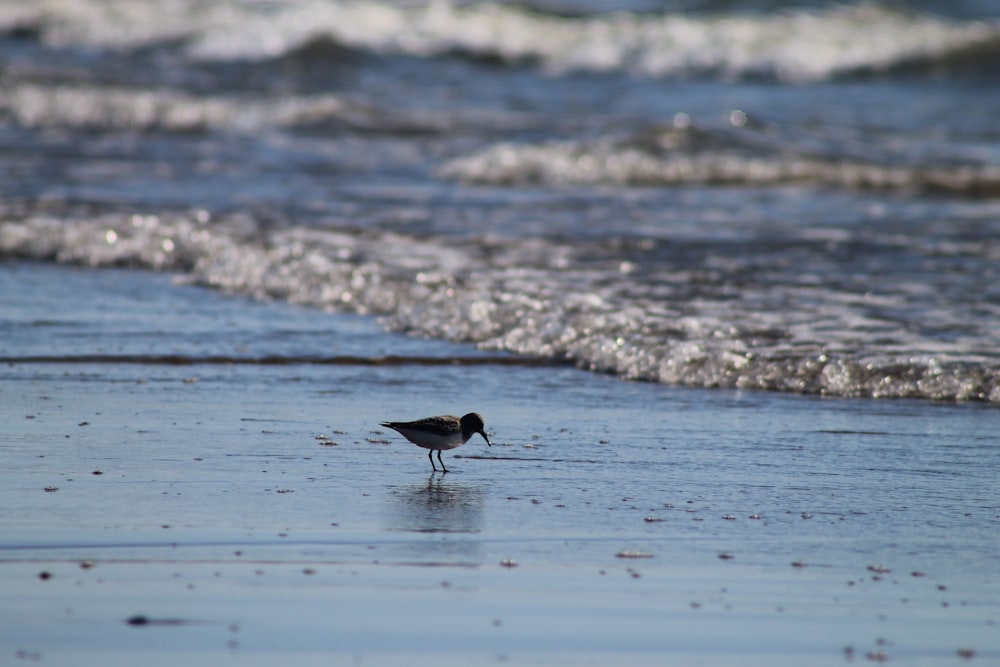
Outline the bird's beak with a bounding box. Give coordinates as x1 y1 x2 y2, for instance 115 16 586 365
481 431 492 446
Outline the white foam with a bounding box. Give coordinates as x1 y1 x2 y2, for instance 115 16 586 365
0 83 350 131
5 0 997 81
439 133 1000 195
2 213 998 402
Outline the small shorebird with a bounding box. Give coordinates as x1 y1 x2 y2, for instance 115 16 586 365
380 413 492 473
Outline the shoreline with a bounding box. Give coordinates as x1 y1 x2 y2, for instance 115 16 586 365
2 261 998 665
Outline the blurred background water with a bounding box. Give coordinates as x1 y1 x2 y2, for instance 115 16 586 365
1 0 1000 401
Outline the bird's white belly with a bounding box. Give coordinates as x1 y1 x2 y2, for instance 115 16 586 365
402 430 465 450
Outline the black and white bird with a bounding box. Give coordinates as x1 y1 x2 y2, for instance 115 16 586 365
380 413 492 472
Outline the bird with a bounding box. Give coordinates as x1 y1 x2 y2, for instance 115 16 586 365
380 413 492 472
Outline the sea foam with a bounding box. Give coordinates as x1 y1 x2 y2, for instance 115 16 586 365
3 213 998 402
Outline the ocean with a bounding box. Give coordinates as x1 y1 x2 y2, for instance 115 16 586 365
2 0 999 402
2 262 999 664
2 4 1000 661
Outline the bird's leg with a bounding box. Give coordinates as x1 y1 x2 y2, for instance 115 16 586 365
428 449 437 471
437 450 448 473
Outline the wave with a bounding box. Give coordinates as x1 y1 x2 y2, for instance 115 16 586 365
2 213 998 403
0 82 493 135
440 125 1000 197
0 84 345 132
4 0 998 82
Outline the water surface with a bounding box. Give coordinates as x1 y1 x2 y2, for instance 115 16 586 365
1 262 997 665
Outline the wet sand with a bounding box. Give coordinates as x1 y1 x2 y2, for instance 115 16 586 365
2 262 999 666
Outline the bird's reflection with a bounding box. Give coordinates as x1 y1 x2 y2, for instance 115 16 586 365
387 475 486 534
384 475 486 563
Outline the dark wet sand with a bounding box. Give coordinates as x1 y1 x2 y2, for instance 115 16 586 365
2 262 998 666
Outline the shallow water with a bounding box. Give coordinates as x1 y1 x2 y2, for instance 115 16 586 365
1 262 998 665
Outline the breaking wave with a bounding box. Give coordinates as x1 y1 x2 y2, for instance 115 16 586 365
440 124 1000 196
3 0 998 82
3 213 998 403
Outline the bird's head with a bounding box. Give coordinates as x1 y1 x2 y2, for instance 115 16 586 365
461 412 491 446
